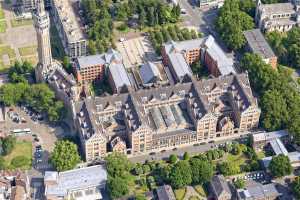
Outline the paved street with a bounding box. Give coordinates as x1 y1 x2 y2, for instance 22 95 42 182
129 134 249 163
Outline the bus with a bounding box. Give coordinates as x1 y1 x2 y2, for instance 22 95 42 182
11 128 31 136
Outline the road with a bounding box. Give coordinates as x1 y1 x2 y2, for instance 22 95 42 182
129 134 249 163
178 0 218 35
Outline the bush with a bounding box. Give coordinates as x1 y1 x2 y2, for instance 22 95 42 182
11 156 30 168
1 136 16 156
117 23 128 32
233 178 245 189
169 154 178 164
142 164 151 174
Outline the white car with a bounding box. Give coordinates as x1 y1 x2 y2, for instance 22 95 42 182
119 37 125 42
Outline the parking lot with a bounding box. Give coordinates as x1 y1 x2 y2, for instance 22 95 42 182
116 35 157 68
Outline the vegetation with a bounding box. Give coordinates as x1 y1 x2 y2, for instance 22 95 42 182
190 157 213 185
50 140 81 172
0 21 6 33
18 45 37 57
292 176 300 199
233 178 245 189
3 140 32 170
1 136 16 156
169 161 192 189
8 61 33 83
10 19 33 27
268 154 292 177
106 153 133 199
169 154 178 164
215 0 254 50
266 28 300 69
240 53 300 145
174 187 186 200
190 61 209 79
149 25 201 54
0 82 65 122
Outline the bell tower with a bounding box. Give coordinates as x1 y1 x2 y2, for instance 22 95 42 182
33 0 53 82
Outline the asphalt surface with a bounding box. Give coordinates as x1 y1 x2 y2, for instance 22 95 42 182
129 134 249 163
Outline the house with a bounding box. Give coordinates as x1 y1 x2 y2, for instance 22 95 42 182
210 175 232 200
156 185 176 200
237 183 281 200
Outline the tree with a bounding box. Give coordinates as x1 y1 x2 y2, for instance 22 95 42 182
1 136 16 155
233 178 245 189
107 177 129 199
260 89 288 131
106 152 132 177
8 61 33 83
50 140 80 171
218 161 240 176
169 154 178 164
183 152 190 160
189 158 213 184
269 154 292 177
135 194 147 200
169 161 192 189
215 0 254 50
292 176 300 199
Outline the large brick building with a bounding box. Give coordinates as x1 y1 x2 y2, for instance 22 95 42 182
75 73 260 161
161 35 235 80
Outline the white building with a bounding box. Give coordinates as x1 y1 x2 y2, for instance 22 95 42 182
44 165 107 200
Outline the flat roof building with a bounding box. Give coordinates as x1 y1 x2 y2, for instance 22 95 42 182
52 0 87 58
244 29 277 69
44 165 107 200
237 183 281 200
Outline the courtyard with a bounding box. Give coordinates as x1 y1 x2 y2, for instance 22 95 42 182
0 1 37 72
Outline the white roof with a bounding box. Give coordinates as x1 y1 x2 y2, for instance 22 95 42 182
45 165 107 197
109 63 131 89
204 36 235 75
252 130 288 142
270 138 288 156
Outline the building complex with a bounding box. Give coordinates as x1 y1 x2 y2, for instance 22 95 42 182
51 0 87 58
162 35 235 80
255 0 300 32
75 73 260 161
198 0 224 9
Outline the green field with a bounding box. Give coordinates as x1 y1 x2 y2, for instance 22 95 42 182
0 7 4 20
11 19 33 27
0 45 16 58
19 45 37 56
4 141 32 170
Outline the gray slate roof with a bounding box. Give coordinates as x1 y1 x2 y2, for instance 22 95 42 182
237 183 280 200
210 175 232 198
244 29 276 59
156 185 176 200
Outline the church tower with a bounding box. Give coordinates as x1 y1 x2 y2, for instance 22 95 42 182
34 0 54 82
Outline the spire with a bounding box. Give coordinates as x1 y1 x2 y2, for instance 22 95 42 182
37 0 45 15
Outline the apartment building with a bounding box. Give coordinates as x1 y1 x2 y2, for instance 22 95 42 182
255 0 300 32
75 73 260 161
52 0 87 58
244 29 278 69
44 165 107 200
161 35 235 81
74 55 106 83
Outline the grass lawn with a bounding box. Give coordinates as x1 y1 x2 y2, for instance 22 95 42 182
0 45 16 58
11 19 33 28
0 20 6 33
194 185 207 197
174 187 186 200
3 140 32 170
226 153 248 167
19 45 37 56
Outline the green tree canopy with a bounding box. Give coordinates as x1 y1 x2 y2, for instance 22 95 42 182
233 178 245 189
215 0 254 50
169 161 192 189
50 140 81 171
107 176 129 199
1 136 16 156
105 152 132 178
189 158 213 184
269 154 292 177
